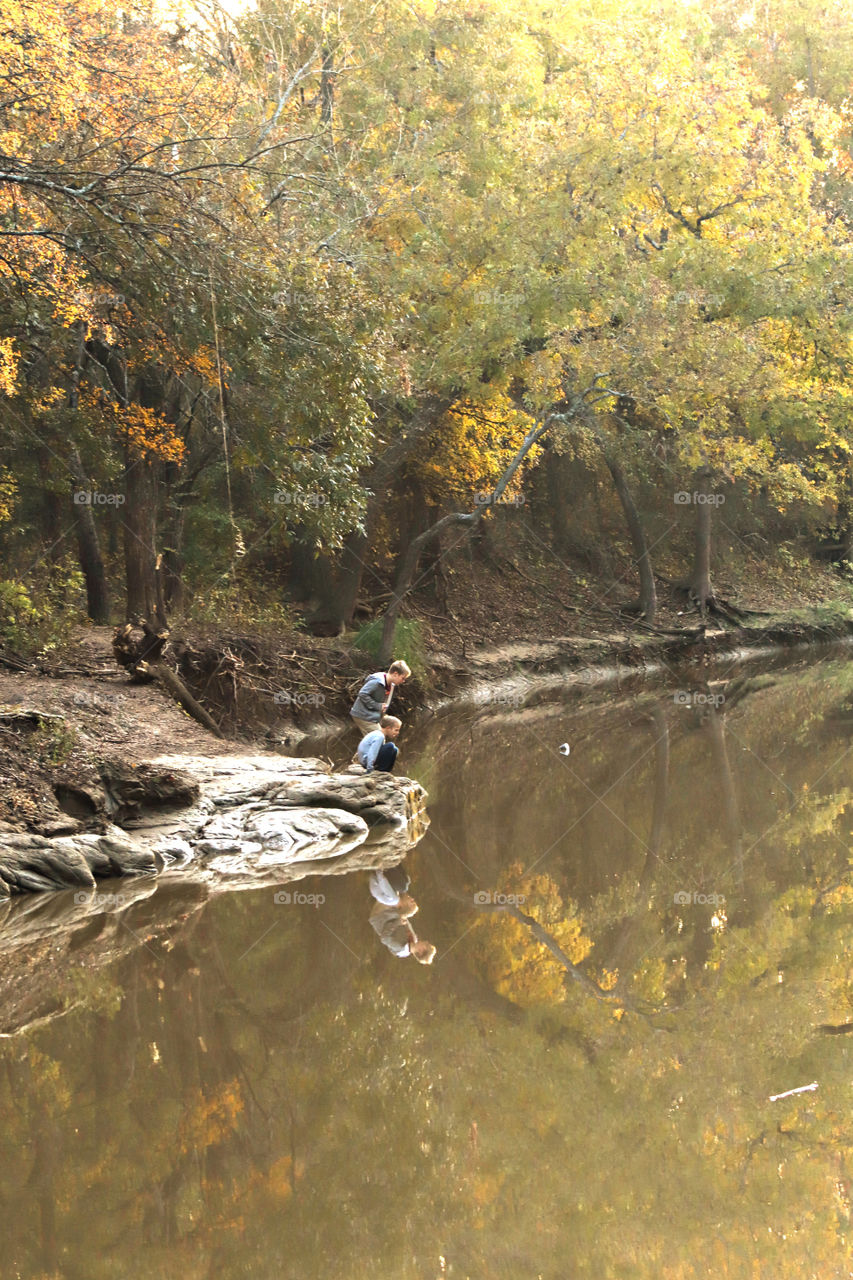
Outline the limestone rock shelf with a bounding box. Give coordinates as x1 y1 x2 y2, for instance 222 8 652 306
0 754 428 899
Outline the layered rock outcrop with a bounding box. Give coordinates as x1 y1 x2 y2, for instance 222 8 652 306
0 754 428 898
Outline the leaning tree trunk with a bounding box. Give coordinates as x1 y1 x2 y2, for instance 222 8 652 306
377 413 555 664
600 448 657 623
113 622 224 738
690 466 715 617
304 398 455 634
69 447 110 623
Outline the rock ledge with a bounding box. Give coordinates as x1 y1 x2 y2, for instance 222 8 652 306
0 754 428 897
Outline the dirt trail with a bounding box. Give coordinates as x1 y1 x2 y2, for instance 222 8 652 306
0 627 272 833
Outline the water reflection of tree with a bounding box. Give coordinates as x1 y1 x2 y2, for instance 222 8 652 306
606 701 670 976
4 664 853 1276
400 663 853 1274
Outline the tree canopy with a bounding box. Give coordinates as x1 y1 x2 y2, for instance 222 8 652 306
1 0 852 634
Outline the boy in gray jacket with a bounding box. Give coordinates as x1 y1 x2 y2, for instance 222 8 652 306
350 660 411 734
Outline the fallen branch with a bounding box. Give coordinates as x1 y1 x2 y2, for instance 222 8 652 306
0 709 66 726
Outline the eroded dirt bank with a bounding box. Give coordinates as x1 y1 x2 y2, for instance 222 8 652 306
2 609 852 839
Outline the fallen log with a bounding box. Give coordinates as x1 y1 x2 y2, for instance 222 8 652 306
113 622 224 738
140 661 224 740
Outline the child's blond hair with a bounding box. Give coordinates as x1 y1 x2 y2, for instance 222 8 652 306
411 941 436 965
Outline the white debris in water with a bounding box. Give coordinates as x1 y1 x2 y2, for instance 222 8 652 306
769 1081 817 1102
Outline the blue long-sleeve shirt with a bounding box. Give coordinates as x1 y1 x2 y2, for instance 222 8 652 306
357 729 385 771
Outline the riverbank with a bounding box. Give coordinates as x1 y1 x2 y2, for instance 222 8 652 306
162 543 853 732
2 586 852 841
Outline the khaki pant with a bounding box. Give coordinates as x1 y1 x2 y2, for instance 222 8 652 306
351 715 378 736
351 715 378 762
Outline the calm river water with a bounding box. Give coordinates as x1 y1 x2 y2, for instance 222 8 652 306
3 651 853 1278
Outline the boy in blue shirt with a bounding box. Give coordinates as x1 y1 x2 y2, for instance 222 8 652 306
356 715 401 772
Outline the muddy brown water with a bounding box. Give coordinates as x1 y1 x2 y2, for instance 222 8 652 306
2 650 853 1279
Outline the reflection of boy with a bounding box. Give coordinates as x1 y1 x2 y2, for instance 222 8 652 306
368 865 411 905
368 901 435 963
356 716 401 772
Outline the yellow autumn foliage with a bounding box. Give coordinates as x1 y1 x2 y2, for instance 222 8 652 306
470 862 593 1007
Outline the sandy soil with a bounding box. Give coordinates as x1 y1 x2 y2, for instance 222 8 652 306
0 629 260 832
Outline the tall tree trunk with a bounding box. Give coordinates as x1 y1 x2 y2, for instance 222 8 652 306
83 337 162 626
690 465 715 616
289 533 338 604
331 528 370 624
65 322 110 619
600 447 657 622
805 36 816 97
320 47 334 122
123 370 169 627
292 528 360 636
305 398 453 634
162 523 185 614
393 479 432 587
35 444 66 561
123 451 163 625
378 522 440 665
69 448 110 622
838 458 853 564
161 463 187 614
544 444 577 561
301 516 371 634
